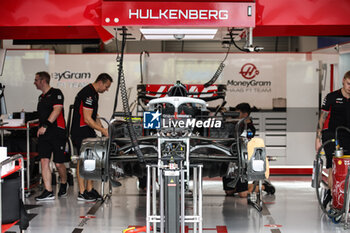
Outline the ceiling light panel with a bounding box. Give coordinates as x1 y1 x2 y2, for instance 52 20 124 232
143 34 215 40
140 28 218 35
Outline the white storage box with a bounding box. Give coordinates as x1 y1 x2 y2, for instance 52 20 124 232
272 98 286 109
2 119 25 127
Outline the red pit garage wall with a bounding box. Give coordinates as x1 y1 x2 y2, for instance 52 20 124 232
102 1 255 27
1 0 350 39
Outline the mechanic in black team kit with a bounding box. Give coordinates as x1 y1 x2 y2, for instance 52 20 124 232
71 73 113 201
315 71 350 207
34 71 69 201
222 103 275 197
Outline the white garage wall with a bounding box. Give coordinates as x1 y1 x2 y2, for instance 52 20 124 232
51 54 136 122
0 50 52 114
0 51 309 120
286 61 319 166
2 50 331 166
51 52 306 121
340 53 350 83
144 53 306 109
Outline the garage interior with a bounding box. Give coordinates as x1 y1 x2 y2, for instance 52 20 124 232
1 0 350 233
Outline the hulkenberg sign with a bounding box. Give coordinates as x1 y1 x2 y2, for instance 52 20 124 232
102 1 255 27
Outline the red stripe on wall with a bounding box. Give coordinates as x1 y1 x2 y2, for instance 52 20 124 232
270 168 312 175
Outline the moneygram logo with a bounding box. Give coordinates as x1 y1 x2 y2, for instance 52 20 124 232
239 63 259 80
53 71 91 81
227 63 271 91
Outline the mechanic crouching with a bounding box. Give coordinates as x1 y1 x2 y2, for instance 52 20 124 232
222 103 275 198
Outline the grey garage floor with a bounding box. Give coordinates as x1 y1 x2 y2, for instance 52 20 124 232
5 176 349 233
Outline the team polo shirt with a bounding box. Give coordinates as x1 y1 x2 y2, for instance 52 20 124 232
71 84 99 140
321 89 350 133
37 87 66 136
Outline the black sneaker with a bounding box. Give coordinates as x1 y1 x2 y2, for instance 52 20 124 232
88 188 102 200
263 180 275 195
323 189 332 208
77 190 96 202
35 189 55 201
58 183 68 197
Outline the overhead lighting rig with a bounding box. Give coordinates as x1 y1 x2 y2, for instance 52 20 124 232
243 27 264 52
140 28 218 40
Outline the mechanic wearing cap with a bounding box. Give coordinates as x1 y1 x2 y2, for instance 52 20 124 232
315 71 350 207
34 71 69 201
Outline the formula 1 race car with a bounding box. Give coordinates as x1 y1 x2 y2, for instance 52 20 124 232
77 82 269 233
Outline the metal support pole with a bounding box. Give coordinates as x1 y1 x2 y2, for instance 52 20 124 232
249 27 253 47
344 167 350 229
26 122 30 193
24 119 38 197
181 168 185 233
146 165 151 233
259 180 262 206
193 167 197 233
101 181 105 198
20 157 25 201
160 168 164 233
1 129 3 146
152 167 157 233
198 165 203 233
186 138 190 186
109 180 113 195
